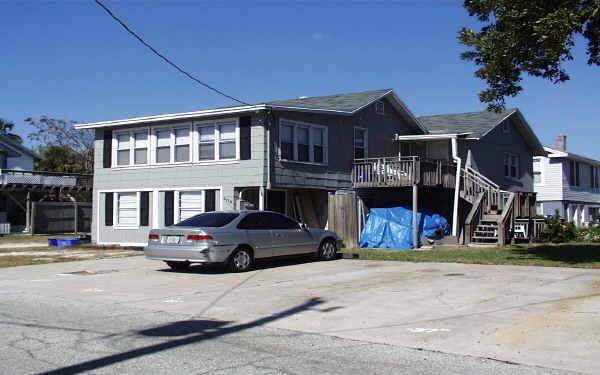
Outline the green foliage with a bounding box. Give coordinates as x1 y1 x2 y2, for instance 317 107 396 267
0 118 23 143
540 211 576 243
576 226 600 242
459 0 600 110
26 116 93 174
36 145 87 174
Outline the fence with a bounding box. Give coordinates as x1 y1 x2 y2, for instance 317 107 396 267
31 202 92 234
328 191 358 248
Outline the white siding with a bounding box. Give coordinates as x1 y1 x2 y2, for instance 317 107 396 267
533 156 563 201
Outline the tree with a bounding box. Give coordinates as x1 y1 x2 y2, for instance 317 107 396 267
25 116 94 174
36 145 87 174
458 0 600 110
0 118 23 143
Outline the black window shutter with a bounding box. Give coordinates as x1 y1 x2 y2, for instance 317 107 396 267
205 190 216 212
240 116 251 160
103 130 113 168
140 192 150 226
164 191 174 226
105 193 113 226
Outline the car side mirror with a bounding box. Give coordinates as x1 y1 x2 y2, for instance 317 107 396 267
299 222 309 230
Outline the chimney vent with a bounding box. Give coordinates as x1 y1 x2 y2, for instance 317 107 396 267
298 96 308 99
557 135 566 152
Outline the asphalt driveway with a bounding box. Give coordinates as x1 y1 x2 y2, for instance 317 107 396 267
0 255 598 374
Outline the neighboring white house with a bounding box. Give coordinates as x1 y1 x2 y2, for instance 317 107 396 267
533 135 600 226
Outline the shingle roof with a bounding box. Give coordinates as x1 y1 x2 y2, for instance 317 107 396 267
418 109 515 138
0 134 42 160
266 89 392 113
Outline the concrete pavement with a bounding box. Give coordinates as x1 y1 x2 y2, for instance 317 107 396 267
0 256 598 373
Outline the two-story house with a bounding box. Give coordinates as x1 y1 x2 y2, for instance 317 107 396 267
534 135 600 226
76 89 543 247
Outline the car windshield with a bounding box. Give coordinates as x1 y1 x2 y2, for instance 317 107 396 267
173 212 239 227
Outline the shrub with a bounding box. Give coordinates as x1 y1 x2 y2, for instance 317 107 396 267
540 211 576 243
576 227 600 242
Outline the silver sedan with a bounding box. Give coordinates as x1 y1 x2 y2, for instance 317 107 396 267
144 211 342 272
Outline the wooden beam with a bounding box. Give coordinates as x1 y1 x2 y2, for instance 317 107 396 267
4 192 25 211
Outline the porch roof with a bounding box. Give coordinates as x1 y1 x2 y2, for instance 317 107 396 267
393 133 470 141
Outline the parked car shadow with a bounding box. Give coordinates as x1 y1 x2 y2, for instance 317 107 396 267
159 254 342 274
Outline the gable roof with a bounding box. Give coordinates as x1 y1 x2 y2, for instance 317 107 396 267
418 109 514 138
266 89 392 113
542 146 600 166
0 134 42 160
418 108 545 156
74 89 426 133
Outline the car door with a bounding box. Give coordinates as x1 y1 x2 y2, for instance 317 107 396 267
236 213 274 258
265 212 315 255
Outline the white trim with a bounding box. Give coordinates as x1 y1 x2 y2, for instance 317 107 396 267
112 127 150 167
114 191 140 229
394 133 470 141
75 105 266 129
110 160 240 171
96 242 148 247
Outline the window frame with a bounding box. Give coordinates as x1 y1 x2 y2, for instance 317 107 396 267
375 100 385 115
112 128 150 167
569 160 580 187
354 127 368 160
114 191 140 229
278 119 328 165
503 152 520 180
194 118 240 163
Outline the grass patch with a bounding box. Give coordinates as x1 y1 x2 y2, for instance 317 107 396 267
0 247 141 268
0 233 79 244
343 243 600 269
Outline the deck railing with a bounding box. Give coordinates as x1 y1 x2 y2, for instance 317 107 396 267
0 169 93 191
352 156 418 187
352 157 458 188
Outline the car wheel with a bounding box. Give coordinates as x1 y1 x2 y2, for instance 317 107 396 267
165 261 190 271
319 239 337 261
228 248 253 272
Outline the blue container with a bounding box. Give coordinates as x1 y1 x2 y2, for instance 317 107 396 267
56 238 81 247
48 238 58 246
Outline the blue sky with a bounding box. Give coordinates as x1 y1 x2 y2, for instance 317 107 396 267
2 0 598 158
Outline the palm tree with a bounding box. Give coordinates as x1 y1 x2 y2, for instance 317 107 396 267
0 118 23 143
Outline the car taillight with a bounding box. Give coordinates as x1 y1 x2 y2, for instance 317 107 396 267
187 235 213 241
148 234 160 241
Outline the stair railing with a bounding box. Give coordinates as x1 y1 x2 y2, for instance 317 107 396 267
464 191 486 244
461 167 507 212
498 192 516 245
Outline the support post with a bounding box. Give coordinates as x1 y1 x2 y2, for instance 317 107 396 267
31 201 36 235
413 184 418 249
259 186 265 211
74 202 79 235
25 192 31 233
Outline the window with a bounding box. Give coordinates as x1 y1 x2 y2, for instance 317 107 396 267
280 125 293 160
354 127 367 159
116 133 130 166
569 160 580 186
312 128 324 163
116 192 137 227
198 126 215 160
155 129 171 164
195 119 239 162
533 171 542 184
174 127 190 162
375 100 385 115
179 191 203 221
219 122 236 159
502 121 511 134
297 127 309 162
279 119 327 164
504 153 519 179
114 129 149 166
591 165 599 189
134 131 148 165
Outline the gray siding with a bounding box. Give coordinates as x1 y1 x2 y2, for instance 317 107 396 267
92 114 267 244
270 97 420 190
466 117 534 192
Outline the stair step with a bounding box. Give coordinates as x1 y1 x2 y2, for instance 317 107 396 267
472 236 498 241
482 215 501 222
476 224 497 229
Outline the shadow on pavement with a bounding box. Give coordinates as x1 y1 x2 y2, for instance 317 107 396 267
40 297 325 375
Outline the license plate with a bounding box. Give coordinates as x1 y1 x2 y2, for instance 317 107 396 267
166 236 180 244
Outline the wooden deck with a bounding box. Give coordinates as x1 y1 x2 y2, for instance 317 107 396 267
0 169 93 192
352 157 456 188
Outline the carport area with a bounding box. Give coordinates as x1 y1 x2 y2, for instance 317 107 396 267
1 257 598 374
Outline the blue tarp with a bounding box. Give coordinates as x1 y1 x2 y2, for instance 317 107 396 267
359 206 450 250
